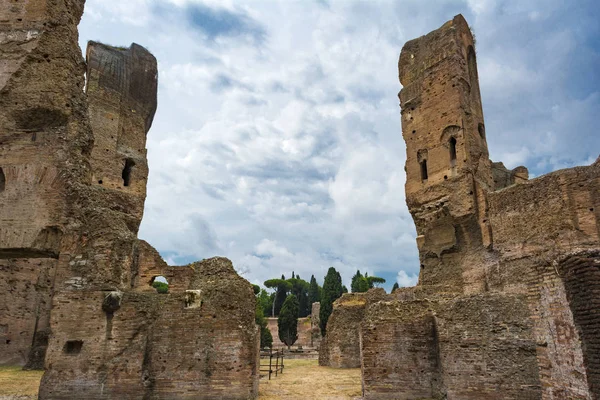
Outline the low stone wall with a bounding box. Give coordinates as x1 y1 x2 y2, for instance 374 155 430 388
319 290 387 369
361 293 541 400
40 257 260 400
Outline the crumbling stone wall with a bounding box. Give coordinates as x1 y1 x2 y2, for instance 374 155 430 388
354 14 600 400
1 1 260 399
0 0 89 368
361 293 541 400
360 299 442 400
319 290 386 368
132 239 194 292
310 302 322 348
40 257 259 400
319 293 367 368
0 259 55 368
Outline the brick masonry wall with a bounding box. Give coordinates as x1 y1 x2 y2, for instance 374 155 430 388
436 294 541 400
319 293 367 368
0 258 55 367
361 300 441 400
40 257 260 400
559 252 600 398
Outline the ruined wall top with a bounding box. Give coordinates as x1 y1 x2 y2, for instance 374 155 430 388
399 14 491 197
85 42 158 230
86 42 158 133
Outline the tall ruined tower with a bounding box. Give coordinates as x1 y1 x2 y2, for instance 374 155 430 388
399 15 494 289
1 3 260 399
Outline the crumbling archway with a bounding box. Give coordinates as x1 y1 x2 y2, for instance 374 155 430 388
150 276 169 293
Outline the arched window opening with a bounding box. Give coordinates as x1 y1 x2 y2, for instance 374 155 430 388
122 159 135 187
0 167 5 192
420 160 428 181
150 276 169 294
449 137 457 167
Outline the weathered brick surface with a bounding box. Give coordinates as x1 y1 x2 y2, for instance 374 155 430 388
0 0 90 368
40 258 259 400
0 258 55 367
356 13 600 400
361 294 541 400
361 300 441 400
320 290 387 368
560 252 600 399
319 293 368 368
1 2 260 398
436 294 541 399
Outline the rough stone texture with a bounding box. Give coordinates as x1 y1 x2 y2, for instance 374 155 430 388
0 258 55 368
310 302 322 348
40 257 260 400
319 293 367 368
0 0 89 368
1 1 260 399
355 14 600 400
320 290 386 368
360 299 442 400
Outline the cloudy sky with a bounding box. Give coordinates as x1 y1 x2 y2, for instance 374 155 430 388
79 0 599 292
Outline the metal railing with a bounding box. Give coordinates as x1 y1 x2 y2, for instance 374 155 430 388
259 348 284 380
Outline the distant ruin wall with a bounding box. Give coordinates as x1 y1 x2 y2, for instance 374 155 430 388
267 317 312 348
310 302 322 348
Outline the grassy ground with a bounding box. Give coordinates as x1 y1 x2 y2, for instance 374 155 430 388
0 360 361 399
259 359 362 400
0 366 43 399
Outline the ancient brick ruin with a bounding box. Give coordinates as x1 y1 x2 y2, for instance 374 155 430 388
323 14 600 400
318 290 385 369
0 1 259 399
2 3 599 399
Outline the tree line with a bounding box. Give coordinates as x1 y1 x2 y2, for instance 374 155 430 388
254 268 390 348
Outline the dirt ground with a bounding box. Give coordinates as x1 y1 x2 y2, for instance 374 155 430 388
0 366 43 400
259 359 362 400
0 360 361 399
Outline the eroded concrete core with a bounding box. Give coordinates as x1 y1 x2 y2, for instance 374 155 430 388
322 14 600 400
0 1 259 399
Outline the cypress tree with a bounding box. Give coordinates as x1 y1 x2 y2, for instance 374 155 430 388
308 275 321 305
319 267 343 336
255 301 273 348
392 282 400 293
278 294 299 349
351 270 363 293
288 277 311 317
357 276 369 292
